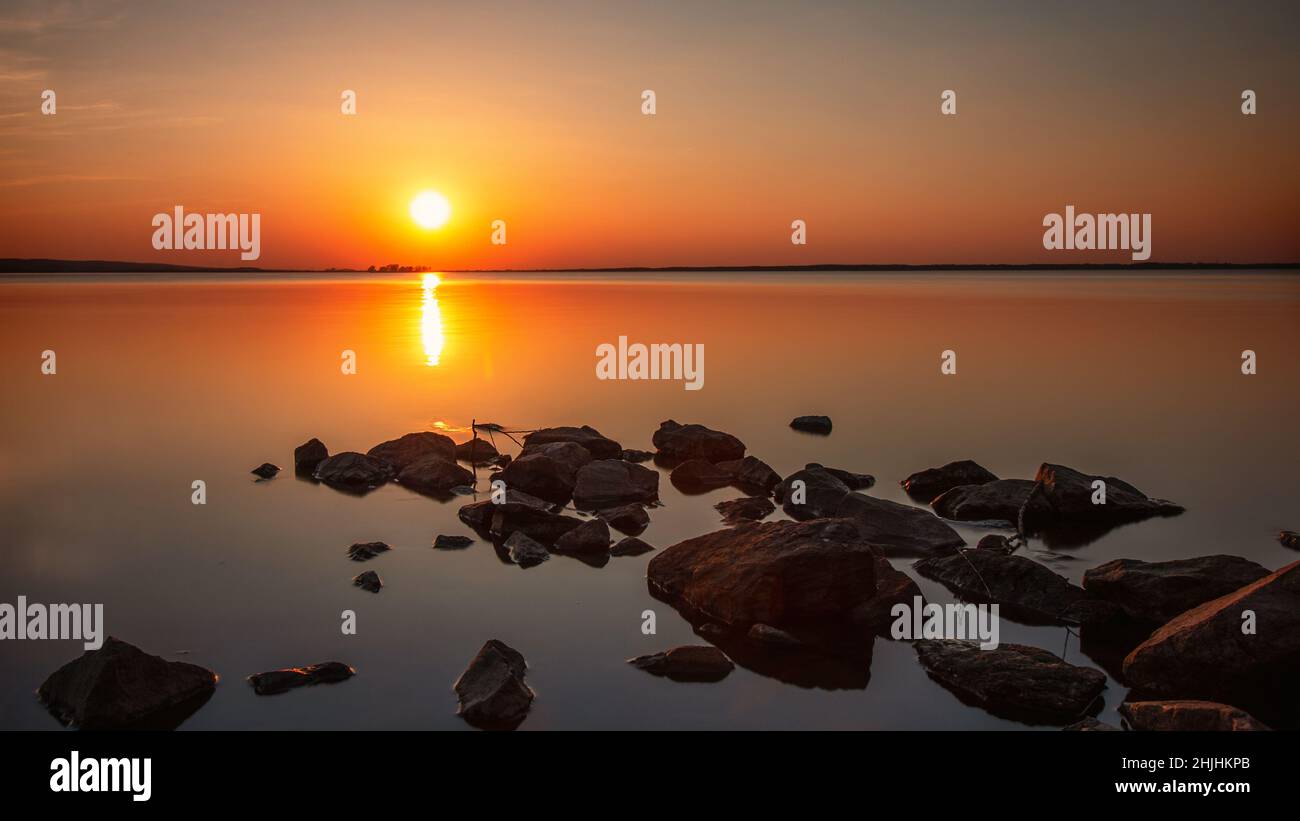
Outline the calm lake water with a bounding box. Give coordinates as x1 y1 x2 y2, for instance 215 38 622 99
1 270 1298 730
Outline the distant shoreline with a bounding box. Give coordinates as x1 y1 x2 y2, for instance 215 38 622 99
2 258 1298 275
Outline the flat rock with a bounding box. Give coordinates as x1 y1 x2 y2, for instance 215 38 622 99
717 455 782 494
715 496 775 525
1033 463 1183 526
628 646 734 682
902 460 999 502
670 458 734 492
347 541 390 561
610 536 655 557
248 661 355 695
366 432 457 471
458 488 584 546
294 438 329 473
790 415 832 435
504 531 549 568
433 534 474 550
454 640 535 730
1122 559 1300 727
500 452 575 504
353 570 382 592
1119 700 1270 731
522 425 622 459
554 518 611 555
454 438 499 465
652 420 745 463
313 451 394 488
37 637 218 729
572 459 659 509
1083 555 1270 625
396 456 474 494
931 479 1049 524
913 550 1107 626
251 462 280 479
595 503 650 535
914 640 1106 725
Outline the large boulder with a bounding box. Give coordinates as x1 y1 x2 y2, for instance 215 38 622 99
628 646 734 682
458 488 583 546
396 456 474 494
572 459 659 509
914 640 1106 725
518 441 592 477
1083 555 1270 625
366 432 456 470
652 420 745 463
453 640 535 730
1122 560 1300 727
1119 700 1270 731
1032 463 1183 526
931 479 1050 524
717 455 782 494
313 451 394 488
522 425 622 459
294 437 329 473
38 638 217 729
913 550 1113 626
499 453 575 504
902 460 998 502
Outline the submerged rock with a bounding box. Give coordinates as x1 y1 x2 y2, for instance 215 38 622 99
453 640 535 730
572 459 659 509
294 438 329 473
504 531 549 568
913 550 1113 626
347 541 390 561
522 425 622 459
670 458 734 492
610 536 655 557
652 420 745 463
366 432 457 471
1122 559 1300 727
1119 700 1269 732
458 488 584 546
37 638 217 729
931 479 1049 524
914 640 1106 725
248 661 355 695
397 456 475 494
433 534 474 550
717 455 782 494
1082 555 1270 625
313 452 394 488
790 415 832 435
500 452 575 504
251 462 280 479
352 570 382 593
554 518 611 555
454 438 499 465
628 646 734 682
902 460 999 502
595 503 650 535
714 496 775 525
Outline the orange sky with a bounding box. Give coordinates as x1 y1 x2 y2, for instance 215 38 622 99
1 0 1297 269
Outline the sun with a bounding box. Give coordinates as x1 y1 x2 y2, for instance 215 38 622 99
410 191 452 229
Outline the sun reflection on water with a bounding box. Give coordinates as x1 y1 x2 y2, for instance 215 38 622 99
421 273 445 366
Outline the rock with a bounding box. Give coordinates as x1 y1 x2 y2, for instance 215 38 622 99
433 534 474 550
790 415 832 435
453 640 535 730
458 488 584 546
697 623 729 641
1119 700 1270 731
628 646 734 682
366 432 457 471
1033 463 1183 526
717 455 782 494
353 570 382 592
805 462 874 490
396 456 475 494
499 452 575 504
715 496 775 525
504 531 550 568
248 661 355 695
747 623 804 649
670 458 735 492
1083 555 1271 625
775 465 852 518
852 556 923 634
652 420 745 463
313 451 394 488
251 462 280 479
294 438 329 473
1063 717 1120 731
522 425 622 459
1279 530 1299 550
977 534 1017 554
610 536 655 557
914 640 1106 724
902 460 999 502
346 541 390 561
932 479 1050 524
518 441 592 477
620 449 654 463
37 638 218 729
595 503 650 535
454 438 499 465
554 518 611 555
913 550 1107 626
649 518 907 630
572 459 660 509
1122 559 1300 727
